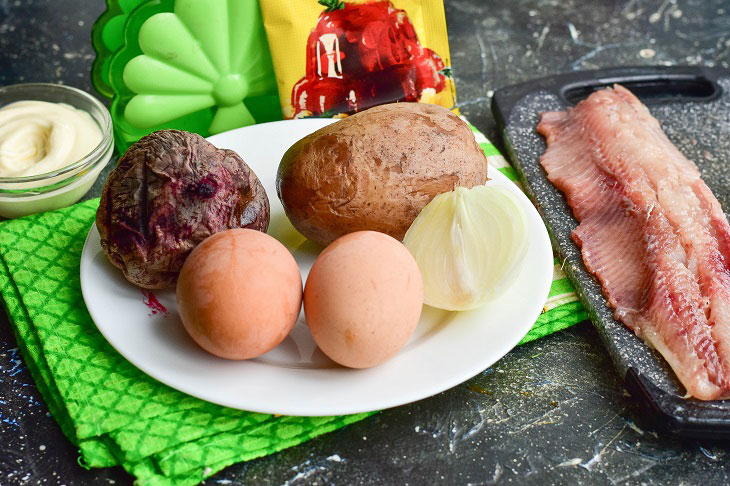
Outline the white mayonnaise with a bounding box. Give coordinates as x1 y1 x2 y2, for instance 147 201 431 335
0 100 102 177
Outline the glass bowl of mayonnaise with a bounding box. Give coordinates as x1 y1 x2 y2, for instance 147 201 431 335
0 83 114 218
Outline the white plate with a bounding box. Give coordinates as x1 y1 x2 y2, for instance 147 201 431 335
80 119 553 416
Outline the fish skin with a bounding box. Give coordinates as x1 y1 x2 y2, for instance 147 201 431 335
538 87 730 400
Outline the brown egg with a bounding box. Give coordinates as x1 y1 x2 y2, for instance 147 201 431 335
176 228 302 360
304 231 423 368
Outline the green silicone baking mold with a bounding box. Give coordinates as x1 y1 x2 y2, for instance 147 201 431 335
91 0 146 99
92 0 282 152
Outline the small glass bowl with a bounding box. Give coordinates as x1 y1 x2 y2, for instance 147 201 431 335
0 83 114 218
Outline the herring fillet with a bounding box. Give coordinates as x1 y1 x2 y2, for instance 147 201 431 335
537 85 730 400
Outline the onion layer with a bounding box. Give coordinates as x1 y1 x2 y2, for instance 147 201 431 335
403 184 529 311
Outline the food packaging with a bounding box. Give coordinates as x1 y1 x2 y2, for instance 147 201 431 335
260 0 457 119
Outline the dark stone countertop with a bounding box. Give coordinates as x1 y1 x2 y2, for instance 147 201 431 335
1 0 729 484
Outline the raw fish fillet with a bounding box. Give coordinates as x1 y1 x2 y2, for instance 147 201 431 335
538 85 730 400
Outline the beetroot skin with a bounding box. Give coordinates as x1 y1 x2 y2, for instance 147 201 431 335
96 130 270 289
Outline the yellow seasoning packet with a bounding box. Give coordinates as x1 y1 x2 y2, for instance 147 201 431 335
260 0 457 119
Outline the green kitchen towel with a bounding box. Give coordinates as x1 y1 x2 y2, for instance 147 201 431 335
0 127 586 485
0 200 373 485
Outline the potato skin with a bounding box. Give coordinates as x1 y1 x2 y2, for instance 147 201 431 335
277 103 488 246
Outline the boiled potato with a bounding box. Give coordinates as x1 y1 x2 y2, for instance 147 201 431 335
276 102 488 246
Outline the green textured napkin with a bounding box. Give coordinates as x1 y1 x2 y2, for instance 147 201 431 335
0 200 373 485
0 127 586 485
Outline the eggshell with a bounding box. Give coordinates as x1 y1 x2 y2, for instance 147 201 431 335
304 231 423 368
176 228 302 360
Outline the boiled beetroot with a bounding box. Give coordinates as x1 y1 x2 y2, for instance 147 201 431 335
96 130 269 289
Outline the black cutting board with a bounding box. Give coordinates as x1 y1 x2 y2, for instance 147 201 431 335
491 65 730 439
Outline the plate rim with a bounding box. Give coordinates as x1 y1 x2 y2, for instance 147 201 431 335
80 119 553 416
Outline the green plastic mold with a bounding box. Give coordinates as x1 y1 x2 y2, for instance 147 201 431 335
91 0 146 99
91 0 282 152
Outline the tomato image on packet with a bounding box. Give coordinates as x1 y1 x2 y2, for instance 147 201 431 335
260 0 457 118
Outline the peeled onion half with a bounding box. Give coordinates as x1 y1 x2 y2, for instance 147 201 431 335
403 184 529 311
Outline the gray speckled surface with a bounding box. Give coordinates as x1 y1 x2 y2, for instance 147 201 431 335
450 0 730 145
498 70 730 434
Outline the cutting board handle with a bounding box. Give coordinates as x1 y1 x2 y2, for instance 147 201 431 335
492 65 726 130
